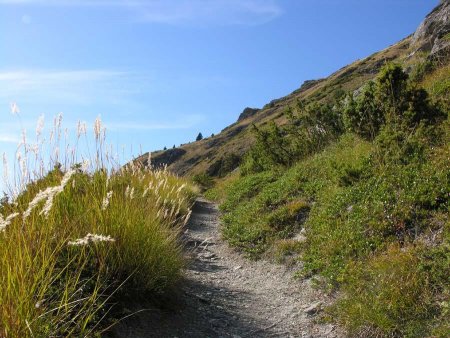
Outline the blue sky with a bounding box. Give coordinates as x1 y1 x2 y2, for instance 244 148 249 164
0 0 438 187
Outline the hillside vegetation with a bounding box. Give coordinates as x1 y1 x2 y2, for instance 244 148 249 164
146 2 449 181
0 119 196 337
198 5 450 336
207 62 449 336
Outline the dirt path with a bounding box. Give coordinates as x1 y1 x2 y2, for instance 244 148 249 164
110 198 340 338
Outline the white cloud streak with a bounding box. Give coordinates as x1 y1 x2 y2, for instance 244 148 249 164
0 69 125 84
0 134 18 143
0 69 133 104
0 0 283 25
0 69 206 136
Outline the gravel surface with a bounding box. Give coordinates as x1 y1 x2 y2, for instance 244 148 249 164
109 198 341 338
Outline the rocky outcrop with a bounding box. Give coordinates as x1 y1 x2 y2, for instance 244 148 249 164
238 107 260 121
149 148 187 168
412 1 450 58
292 78 325 95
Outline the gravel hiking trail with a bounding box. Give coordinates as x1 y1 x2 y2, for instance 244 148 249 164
109 198 341 338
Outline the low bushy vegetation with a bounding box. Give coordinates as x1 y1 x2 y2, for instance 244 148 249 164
192 172 215 191
241 99 343 174
421 63 450 111
212 63 449 336
207 153 241 178
0 117 196 337
334 244 449 337
220 135 372 257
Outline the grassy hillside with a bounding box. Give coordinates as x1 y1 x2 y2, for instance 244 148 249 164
207 59 450 337
206 61 449 336
200 4 449 336
144 2 448 182
146 36 413 177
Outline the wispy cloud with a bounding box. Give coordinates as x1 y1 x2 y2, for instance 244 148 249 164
0 0 283 26
0 69 208 137
0 69 135 104
0 69 125 84
133 0 283 26
0 133 19 144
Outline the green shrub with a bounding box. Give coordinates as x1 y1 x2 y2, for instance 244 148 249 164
343 81 384 140
303 146 449 283
207 153 241 177
421 63 450 112
241 100 344 174
267 200 310 231
220 171 277 212
192 173 214 190
204 171 239 202
344 63 444 141
221 135 372 258
410 59 434 82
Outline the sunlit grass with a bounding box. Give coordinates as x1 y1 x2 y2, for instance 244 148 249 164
0 109 196 336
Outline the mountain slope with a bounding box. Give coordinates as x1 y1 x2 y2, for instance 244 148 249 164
140 2 449 177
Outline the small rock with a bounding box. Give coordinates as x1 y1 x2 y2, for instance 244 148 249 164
293 233 307 242
233 265 242 271
200 252 216 259
303 301 322 315
323 325 335 335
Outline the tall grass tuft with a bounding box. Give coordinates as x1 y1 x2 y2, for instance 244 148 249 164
0 109 196 337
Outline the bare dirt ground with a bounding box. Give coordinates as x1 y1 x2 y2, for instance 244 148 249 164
109 198 341 338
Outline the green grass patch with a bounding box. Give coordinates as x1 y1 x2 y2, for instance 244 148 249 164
218 125 449 336
220 134 372 257
333 244 449 337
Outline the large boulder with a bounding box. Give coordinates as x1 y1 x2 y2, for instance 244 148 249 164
412 1 450 59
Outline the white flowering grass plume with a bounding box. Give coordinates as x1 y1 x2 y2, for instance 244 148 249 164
68 233 115 246
0 112 196 337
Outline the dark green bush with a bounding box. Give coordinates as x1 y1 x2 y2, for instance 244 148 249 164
344 63 444 142
207 153 241 177
343 81 384 140
192 173 214 190
242 100 344 174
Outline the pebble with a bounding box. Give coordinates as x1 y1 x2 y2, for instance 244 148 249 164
303 301 322 315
